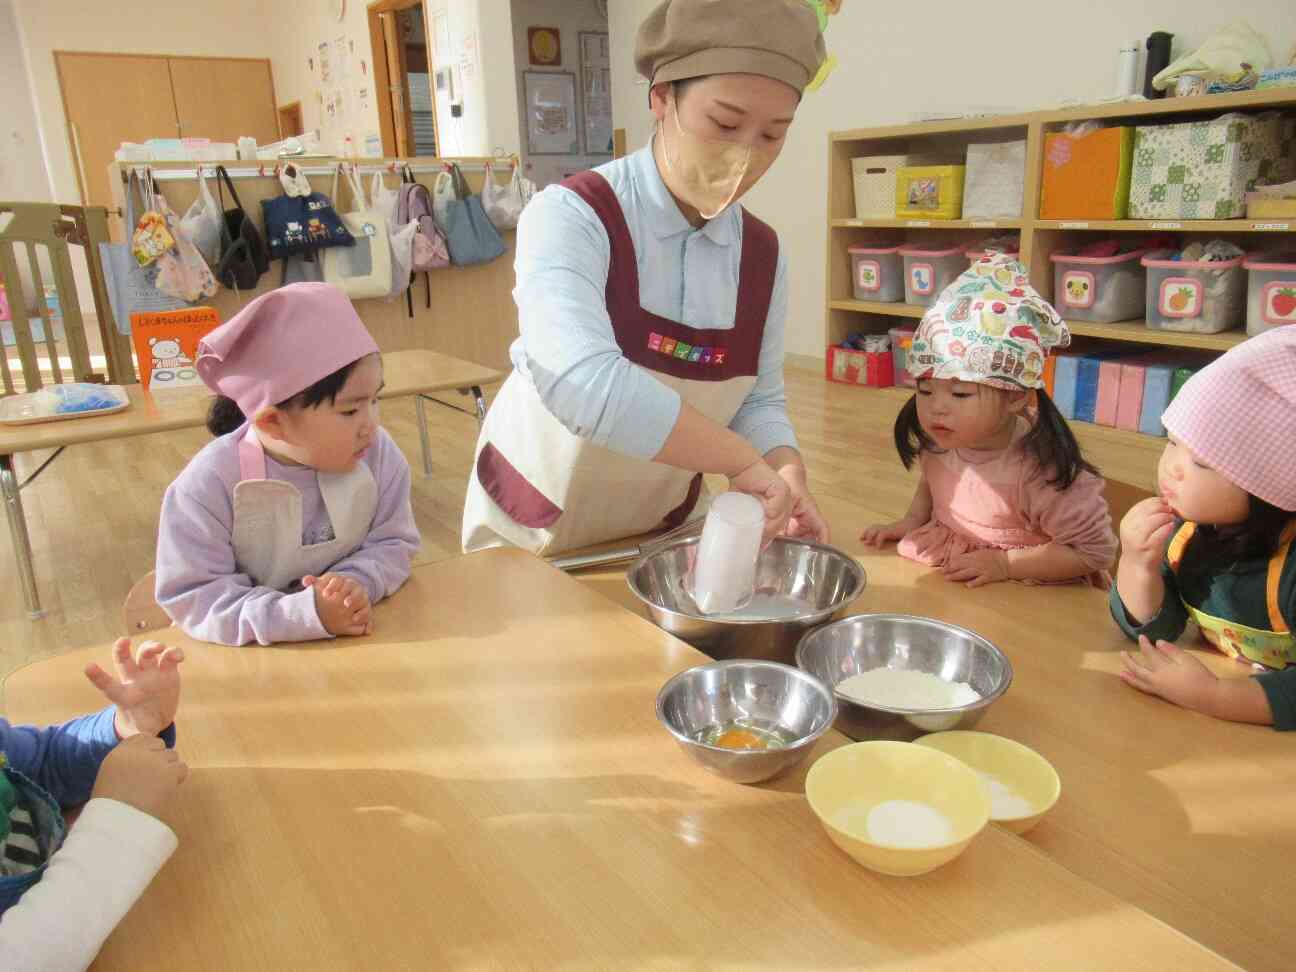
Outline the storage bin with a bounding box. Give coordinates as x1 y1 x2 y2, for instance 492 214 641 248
848 243 904 302
895 165 965 220
1049 248 1149 323
1242 252 1296 335
900 244 966 306
1129 112 1296 220
889 326 917 388
964 236 1020 265
1040 127 1133 220
963 140 1026 220
852 155 907 219
1142 252 1246 334
826 345 894 387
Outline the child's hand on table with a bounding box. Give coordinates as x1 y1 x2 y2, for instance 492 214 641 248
1121 635 1217 710
91 734 188 820
941 548 1011 588
860 517 921 548
305 572 372 637
1120 497 1176 573
85 638 184 739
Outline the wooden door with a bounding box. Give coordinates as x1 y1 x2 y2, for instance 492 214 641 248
380 11 414 157
55 52 177 208
168 57 279 145
279 102 304 138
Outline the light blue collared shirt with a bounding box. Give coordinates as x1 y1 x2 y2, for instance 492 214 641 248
508 144 797 459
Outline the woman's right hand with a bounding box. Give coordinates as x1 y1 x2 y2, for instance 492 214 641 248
729 459 794 542
1119 497 1176 573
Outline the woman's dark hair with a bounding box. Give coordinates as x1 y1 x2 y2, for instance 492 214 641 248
894 384 1099 491
1186 494 1294 564
206 358 363 437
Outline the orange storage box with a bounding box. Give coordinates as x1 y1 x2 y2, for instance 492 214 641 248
1040 127 1133 220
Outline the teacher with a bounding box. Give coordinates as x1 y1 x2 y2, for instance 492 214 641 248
463 0 835 556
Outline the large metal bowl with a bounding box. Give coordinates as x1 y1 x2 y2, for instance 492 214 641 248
795 614 1013 741
628 537 866 664
656 659 838 784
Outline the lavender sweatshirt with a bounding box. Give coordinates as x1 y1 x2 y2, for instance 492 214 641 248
155 425 420 646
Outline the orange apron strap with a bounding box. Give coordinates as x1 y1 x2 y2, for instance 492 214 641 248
1166 522 1196 573
1265 519 1296 633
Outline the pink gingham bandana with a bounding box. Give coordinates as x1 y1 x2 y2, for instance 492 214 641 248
1162 327 1296 511
907 253 1070 390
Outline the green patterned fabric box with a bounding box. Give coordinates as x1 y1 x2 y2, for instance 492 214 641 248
1129 112 1296 219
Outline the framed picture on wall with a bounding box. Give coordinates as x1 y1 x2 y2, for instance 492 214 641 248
579 31 612 156
524 71 579 155
528 27 562 66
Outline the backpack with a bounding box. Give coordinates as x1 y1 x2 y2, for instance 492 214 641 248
397 166 450 315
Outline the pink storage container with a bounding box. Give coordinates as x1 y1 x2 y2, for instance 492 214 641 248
1142 252 1246 334
847 243 904 303
1050 248 1150 323
899 244 966 307
1242 252 1296 335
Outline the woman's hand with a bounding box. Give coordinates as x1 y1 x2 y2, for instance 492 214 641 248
729 460 793 543
775 461 830 543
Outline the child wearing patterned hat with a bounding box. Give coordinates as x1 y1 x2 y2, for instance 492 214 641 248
1113 327 1296 729
862 253 1116 587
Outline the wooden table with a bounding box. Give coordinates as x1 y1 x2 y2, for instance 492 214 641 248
5 550 1238 970
0 349 501 618
567 490 1294 972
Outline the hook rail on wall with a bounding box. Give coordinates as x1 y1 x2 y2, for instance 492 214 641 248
118 159 505 185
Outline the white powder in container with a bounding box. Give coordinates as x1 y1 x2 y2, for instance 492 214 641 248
862 799 955 847
837 667 982 709
977 771 1036 819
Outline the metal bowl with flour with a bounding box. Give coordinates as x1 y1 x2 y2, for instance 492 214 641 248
627 536 866 664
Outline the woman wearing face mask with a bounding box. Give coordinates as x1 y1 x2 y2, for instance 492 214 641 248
463 0 838 556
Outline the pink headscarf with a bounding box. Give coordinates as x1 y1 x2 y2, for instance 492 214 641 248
196 283 379 420
1162 327 1296 511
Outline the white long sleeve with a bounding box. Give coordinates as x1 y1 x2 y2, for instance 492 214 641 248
0 798 177 972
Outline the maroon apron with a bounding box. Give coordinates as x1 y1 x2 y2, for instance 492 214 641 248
462 170 777 555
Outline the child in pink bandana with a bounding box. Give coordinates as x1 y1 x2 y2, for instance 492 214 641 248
862 254 1116 586
1113 327 1296 729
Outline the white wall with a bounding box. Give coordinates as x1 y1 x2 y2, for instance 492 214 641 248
510 0 610 187
426 0 520 157
11 0 276 204
0 1 47 203
609 2 1296 358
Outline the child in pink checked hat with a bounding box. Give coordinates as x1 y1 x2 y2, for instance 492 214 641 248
154 283 420 646
861 253 1117 588
1113 326 1296 730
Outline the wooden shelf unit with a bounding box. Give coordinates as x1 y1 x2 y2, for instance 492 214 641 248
826 88 1296 469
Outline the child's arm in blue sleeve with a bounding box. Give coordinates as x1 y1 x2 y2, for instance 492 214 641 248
1109 561 1189 644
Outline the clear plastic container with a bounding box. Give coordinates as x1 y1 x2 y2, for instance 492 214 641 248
1242 253 1296 335
1050 248 1149 322
1142 252 1246 334
889 326 917 387
900 244 966 307
848 244 904 302
965 240 1020 266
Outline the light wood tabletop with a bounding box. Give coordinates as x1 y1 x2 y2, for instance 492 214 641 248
5 549 1239 971
0 349 502 454
567 490 1295 972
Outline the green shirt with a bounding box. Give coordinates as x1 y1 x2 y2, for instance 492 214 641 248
1109 519 1296 731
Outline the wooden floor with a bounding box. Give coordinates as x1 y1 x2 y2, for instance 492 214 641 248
0 358 1154 681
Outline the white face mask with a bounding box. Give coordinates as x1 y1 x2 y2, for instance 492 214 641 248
659 97 776 219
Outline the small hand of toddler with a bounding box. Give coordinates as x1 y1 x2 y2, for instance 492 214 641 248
941 548 1011 588
860 518 919 549
1120 635 1217 712
85 638 184 739
304 572 372 637
1120 497 1177 572
91 734 188 820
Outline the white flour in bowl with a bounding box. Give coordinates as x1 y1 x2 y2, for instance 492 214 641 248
836 667 981 710
864 799 955 847
977 771 1035 819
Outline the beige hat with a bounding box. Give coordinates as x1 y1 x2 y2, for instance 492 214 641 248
634 0 828 93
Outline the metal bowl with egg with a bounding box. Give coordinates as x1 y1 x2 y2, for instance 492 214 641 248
628 536 866 664
655 660 838 784
795 614 1012 741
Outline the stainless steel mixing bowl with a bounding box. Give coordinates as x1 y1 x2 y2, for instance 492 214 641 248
627 536 866 664
795 613 1013 741
655 659 837 783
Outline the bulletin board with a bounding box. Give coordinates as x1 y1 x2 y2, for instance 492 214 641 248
524 71 579 156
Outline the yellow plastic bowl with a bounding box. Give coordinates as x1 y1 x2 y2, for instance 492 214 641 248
915 731 1061 835
804 741 990 876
